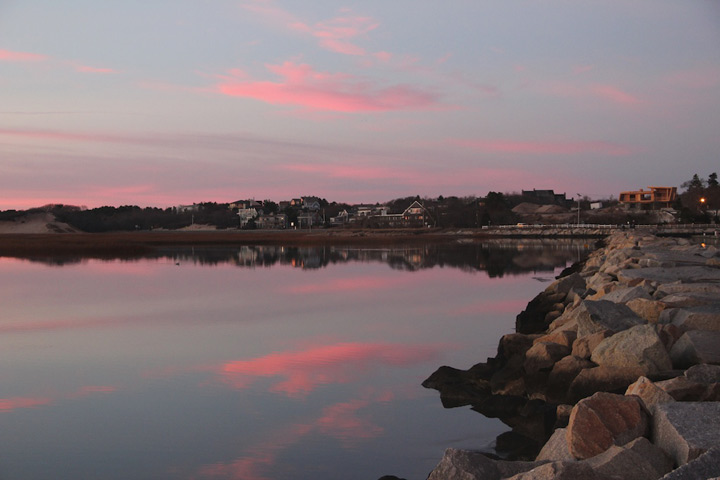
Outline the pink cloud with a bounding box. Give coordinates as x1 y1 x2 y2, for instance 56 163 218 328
284 163 397 181
241 2 389 59
589 84 642 105
72 63 118 74
220 342 440 396
451 138 633 156
216 61 439 112
573 65 595 75
0 48 48 62
664 67 720 89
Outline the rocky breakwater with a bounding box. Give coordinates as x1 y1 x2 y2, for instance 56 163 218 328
422 232 720 480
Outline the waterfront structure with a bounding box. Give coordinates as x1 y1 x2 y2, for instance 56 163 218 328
619 186 677 209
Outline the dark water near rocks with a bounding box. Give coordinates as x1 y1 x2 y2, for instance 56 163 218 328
0 240 591 480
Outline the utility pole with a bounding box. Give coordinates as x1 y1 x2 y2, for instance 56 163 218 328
577 194 581 226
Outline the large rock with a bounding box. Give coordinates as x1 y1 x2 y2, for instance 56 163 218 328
548 356 595 396
666 305 720 331
533 331 576 349
619 266 720 285
626 297 667 323
684 364 720 384
652 402 720 466
654 376 707 402
622 436 674 478
498 333 538 360
568 366 645 403
504 461 606 480
584 441 670 480
669 330 720 368
546 272 586 296
524 342 571 373
572 330 613 359
590 324 673 375
655 282 720 298
573 300 645 338
426 448 546 480
599 285 653 304
625 376 676 410
566 392 649 460
660 292 720 308
659 446 720 479
535 428 574 462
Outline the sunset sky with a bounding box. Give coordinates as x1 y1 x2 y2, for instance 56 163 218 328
1 1 719 209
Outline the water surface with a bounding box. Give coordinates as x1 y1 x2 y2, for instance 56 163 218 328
0 240 590 479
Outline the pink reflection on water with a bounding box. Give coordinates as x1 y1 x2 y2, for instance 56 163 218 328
197 391 390 480
220 342 440 396
317 398 383 443
0 385 115 412
285 275 401 294
0 397 52 412
450 298 529 316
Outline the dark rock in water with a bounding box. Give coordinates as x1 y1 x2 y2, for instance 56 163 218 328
516 291 567 334
422 365 491 406
377 476 406 480
495 431 541 461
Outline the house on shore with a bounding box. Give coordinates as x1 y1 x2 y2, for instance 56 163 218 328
619 186 677 209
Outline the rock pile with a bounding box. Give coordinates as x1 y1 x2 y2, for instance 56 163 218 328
423 232 720 479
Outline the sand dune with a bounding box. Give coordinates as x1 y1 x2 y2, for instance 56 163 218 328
0 213 79 234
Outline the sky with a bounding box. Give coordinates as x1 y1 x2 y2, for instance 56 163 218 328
1 0 719 210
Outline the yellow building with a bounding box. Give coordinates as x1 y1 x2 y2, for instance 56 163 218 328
619 186 677 208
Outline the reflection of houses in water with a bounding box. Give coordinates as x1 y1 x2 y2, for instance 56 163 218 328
151 240 593 276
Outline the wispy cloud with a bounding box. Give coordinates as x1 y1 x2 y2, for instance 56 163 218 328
589 84 642 106
450 138 633 156
71 62 119 74
215 61 440 112
240 1 386 59
0 48 48 62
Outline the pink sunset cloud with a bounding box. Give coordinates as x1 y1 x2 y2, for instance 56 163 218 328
589 84 642 106
71 63 118 74
241 1 386 59
216 61 439 112
220 342 439 396
451 138 633 156
0 48 48 62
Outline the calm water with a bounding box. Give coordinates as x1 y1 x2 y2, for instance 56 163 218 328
0 240 590 480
